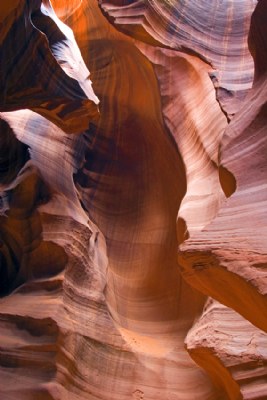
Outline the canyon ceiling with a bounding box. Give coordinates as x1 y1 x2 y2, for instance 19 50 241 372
0 1 267 399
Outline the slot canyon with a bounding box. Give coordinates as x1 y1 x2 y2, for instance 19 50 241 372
0 1 266 399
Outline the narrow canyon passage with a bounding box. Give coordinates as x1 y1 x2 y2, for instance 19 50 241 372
73 0 205 331
4 1 267 399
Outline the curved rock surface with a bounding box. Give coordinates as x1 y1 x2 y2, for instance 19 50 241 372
0 0 99 133
100 0 257 116
0 0 267 399
178 0 267 334
186 299 267 400
134 43 228 238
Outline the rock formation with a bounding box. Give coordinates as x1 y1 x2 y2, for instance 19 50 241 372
0 0 99 132
0 0 266 399
178 0 267 332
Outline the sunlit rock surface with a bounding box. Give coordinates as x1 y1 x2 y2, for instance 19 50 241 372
186 299 267 400
99 0 257 117
178 0 267 334
0 0 99 133
0 0 267 399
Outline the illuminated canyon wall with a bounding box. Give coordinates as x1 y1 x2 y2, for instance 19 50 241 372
0 1 266 399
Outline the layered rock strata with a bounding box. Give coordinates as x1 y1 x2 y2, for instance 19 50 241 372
0 0 266 399
99 0 257 116
186 299 267 400
1 0 216 399
178 0 267 334
0 0 99 132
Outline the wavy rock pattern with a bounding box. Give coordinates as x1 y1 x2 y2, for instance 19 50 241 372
135 43 228 238
1 109 90 225
100 0 257 116
0 0 99 133
186 299 267 400
178 0 267 334
1 1 215 399
72 9 200 331
1 207 215 400
0 0 267 399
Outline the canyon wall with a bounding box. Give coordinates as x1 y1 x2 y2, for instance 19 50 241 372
0 1 266 399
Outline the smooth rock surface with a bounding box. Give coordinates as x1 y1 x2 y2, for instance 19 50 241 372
186 299 267 400
0 0 267 399
100 0 257 117
178 0 267 334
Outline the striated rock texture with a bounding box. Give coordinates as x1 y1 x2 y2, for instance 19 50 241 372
178 0 267 334
0 0 99 132
0 0 267 399
186 299 267 400
99 0 257 117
